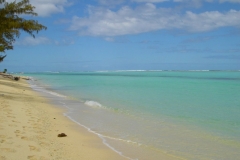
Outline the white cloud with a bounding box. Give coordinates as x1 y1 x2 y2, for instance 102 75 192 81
132 0 169 2
5 0 68 16
174 0 240 2
97 0 169 4
16 36 51 46
98 0 240 3
132 0 240 3
180 10 240 32
32 0 67 16
219 0 240 3
97 0 126 5
69 4 240 37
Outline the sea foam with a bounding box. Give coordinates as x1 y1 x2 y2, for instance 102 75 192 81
84 100 103 108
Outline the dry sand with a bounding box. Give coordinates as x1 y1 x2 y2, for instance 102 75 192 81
0 75 125 160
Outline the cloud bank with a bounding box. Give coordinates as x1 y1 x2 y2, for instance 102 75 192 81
96 0 240 4
69 3 240 36
31 0 68 16
5 0 69 16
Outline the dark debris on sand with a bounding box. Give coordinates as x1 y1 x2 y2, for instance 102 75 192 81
58 133 67 137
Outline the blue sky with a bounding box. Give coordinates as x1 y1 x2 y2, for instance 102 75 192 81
1 0 240 72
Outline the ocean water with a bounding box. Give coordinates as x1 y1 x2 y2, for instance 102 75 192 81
25 71 240 160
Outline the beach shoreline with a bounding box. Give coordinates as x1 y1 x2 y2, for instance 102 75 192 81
2 72 240 160
25 73 185 160
0 75 125 160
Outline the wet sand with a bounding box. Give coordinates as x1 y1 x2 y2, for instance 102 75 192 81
0 75 125 160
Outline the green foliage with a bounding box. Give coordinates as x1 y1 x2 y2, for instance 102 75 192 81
0 55 6 62
0 0 47 53
3 68 7 73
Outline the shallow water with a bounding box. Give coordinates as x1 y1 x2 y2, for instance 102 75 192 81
25 71 240 160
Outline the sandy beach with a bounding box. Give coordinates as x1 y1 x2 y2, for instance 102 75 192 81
0 75 125 160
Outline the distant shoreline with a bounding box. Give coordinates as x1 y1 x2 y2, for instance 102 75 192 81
9 70 240 74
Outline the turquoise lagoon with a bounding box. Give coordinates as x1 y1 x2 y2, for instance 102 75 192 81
25 71 240 160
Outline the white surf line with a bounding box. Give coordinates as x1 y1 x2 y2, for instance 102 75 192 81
28 80 137 160
28 80 66 98
58 101 138 160
65 115 137 160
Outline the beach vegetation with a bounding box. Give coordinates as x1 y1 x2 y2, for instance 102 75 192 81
0 0 47 61
0 54 6 62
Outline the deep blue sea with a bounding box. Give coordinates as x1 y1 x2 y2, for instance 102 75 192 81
24 71 240 160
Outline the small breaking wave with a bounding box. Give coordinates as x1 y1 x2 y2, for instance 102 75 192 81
188 70 209 72
84 100 103 108
95 70 147 73
44 71 60 74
